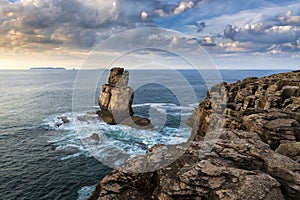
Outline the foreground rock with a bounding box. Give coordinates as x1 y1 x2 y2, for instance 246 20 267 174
97 67 152 129
89 130 300 200
89 70 300 200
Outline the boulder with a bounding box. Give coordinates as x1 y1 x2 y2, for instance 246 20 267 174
120 116 153 129
82 133 101 145
276 142 300 162
60 116 70 123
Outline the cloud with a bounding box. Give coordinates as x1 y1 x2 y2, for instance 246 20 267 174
224 23 300 44
173 1 194 15
0 0 166 53
154 0 277 29
141 11 148 21
277 10 300 25
223 10 300 55
0 0 216 54
1 0 300 69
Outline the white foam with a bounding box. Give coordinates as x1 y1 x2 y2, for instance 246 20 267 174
42 103 195 163
60 152 89 161
77 185 96 200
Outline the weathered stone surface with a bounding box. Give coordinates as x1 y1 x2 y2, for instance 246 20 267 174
98 68 133 124
89 130 299 200
120 116 153 129
82 133 100 145
90 70 300 200
97 67 152 128
188 70 300 152
60 116 70 123
108 67 129 87
276 142 300 162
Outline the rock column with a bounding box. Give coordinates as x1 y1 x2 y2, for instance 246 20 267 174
98 67 134 124
98 67 152 129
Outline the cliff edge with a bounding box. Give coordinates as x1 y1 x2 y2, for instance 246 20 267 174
89 70 300 200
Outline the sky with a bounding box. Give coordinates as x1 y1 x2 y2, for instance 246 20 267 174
0 0 300 69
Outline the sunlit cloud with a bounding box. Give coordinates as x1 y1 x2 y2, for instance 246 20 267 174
0 0 299 69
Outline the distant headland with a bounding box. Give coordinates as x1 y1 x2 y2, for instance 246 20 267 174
30 67 66 70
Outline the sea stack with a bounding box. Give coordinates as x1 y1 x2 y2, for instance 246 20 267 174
97 67 152 129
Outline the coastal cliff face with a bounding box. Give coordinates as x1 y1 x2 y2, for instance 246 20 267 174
89 70 300 200
187 70 300 159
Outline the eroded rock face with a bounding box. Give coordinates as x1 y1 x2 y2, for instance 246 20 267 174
98 68 133 124
89 130 299 200
187 70 300 152
90 70 300 200
97 67 152 129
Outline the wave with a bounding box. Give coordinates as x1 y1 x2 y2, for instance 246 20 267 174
41 103 194 166
77 185 96 200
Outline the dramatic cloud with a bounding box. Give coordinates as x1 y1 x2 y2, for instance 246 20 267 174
0 0 164 52
0 0 212 54
223 10 300 55
0 0 300 69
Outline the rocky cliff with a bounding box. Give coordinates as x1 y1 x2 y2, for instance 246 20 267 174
97 67 152 129
89 70 300 200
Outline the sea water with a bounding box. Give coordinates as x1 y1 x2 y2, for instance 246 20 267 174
0 69 290 200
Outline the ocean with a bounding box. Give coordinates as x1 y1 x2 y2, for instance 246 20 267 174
0 69 290 200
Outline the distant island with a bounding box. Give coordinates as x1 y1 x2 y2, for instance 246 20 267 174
30 67 66 70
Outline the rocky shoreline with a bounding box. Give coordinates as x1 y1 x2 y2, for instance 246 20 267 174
89 70 300 200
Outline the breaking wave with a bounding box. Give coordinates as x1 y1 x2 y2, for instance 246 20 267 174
41 103 194 164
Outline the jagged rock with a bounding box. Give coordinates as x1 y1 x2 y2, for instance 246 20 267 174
89 130 299 200
96 110 116 124
90 133 100 142
276 142 300 162
98 68 133 124
82 133 101 145
188 70 300 152
60 116 70 123
89 70 300 200
97 67 152 128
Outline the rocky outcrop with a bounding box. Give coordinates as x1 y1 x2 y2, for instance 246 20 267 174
97 67 152 129
89 70 300 200
187 70 300 155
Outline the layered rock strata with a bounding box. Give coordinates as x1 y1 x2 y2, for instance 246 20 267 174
97 67 152 129
187 70 300 160
90 70 300 200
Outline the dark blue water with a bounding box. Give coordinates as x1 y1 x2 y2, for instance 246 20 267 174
0 69 291 200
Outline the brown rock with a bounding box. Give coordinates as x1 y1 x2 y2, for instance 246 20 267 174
108 67 129 87
90 70 300 200
97 67 151 128
89 130 299 200
276 142 300 162
60 116 70 123
120 116 153 129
